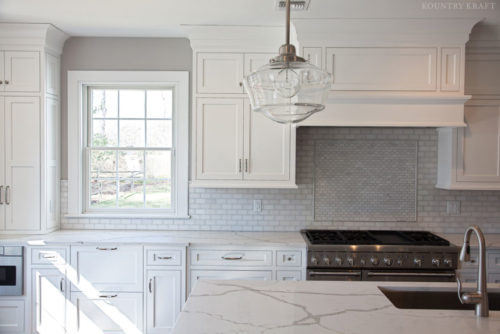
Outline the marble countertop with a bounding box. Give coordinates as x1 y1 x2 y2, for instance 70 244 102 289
173 280 500 334
0 230 307 248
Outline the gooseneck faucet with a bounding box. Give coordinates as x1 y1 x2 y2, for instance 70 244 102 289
457 225 489 317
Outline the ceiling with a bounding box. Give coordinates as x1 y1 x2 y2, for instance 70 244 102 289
0 0 499 37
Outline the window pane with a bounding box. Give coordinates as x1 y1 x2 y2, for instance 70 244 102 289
147 90 172 119
120 90 145 118
118 150 144 179
146 180 171 208
146 151 171 179
90 150 116 178
91 89 118 118
92 120 117 147
120 120 145 147
147 120 172 148
90 179 117 208
118 180 144 208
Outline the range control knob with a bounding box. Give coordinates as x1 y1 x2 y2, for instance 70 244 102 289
443 258 453 267
334 257 343 265
311 256 318 265
359 259 366 266
432 258 441 267
323 256 331 265
414 258 422 268
346 257 354 266
396 259 404 266
370 257 379 266
383 257 393 266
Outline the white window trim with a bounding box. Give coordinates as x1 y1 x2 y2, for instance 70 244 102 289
67 71 190 219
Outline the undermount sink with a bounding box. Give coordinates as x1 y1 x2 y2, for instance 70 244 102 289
379 286 500 311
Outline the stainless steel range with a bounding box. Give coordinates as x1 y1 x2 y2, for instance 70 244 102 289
302 230 459 282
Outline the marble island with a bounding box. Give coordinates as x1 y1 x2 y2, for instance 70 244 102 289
172 280 500 334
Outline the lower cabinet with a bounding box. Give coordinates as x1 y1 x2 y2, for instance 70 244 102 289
145 270 182 334
190 270 272 292
32 268 67 334
0 299 25 333
68 292 143 334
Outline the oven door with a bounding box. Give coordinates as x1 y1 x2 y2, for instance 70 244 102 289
307 269 362 281
0 256 23 296
363 270 456 282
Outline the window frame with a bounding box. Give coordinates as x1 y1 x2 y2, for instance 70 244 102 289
67 71 189 219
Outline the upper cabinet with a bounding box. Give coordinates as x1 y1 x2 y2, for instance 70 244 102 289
196 53 244 94
0 23 68 233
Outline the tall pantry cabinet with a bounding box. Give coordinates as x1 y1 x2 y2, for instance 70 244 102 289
0 24 68 233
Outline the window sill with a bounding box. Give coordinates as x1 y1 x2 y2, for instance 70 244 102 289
65 213 191 220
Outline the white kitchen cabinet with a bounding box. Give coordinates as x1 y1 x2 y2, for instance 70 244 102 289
196 53 244 94
277 270 302 281
190 270 272 292
70 246 143 292
244 53 273 75
68 292 143 334
0 299 25 333
190 249 273 267
146 270 182 334
32 268 67 334
195 98 244 180
2 51 40 92
302 47 322 68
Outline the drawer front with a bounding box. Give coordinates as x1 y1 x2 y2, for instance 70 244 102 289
70 245 143 292
146 248 182 266
31 247 66 265
191 249 273 267
488 251 500 273
276 251 302 267
277 270 302 281
190 270 272 292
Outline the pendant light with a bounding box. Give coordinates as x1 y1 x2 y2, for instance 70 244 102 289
244 0 332 124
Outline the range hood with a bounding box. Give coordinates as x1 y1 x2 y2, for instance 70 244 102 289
292 18 482 127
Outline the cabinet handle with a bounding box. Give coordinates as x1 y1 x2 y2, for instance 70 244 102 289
157 256 172 260
245 159 249 173
43 255 56 259
221 255 243 260
239 159 242 173
60 278 64 292
0 80 3 85
149 278 153 293
96 247 117 251
4 80 9 85
0 186 3 204
239 82 243 87
99 294 118 298
5 186 9 205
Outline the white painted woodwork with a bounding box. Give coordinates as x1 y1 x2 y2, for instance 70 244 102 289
465 53 500 96
276 251 302 267
69 292 143 334
441 47 461 91
190 270 272 291
70 246 143 292
146 249 183 266
0 299 25 333
195 98 244 180
243 102 290 181
196 53 244 93
146 270 182 334
190 249 273 267
276 270 302 281
4 97 40 231
32 268 67 334
0 97 4 231
31 247 67 265
244 53 273 75
45 97 59 231
3 51 40 92
326 47 437 91
45 54 60 96
0 52 4 91
303 47 322 68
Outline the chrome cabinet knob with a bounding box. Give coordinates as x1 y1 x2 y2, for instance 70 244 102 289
383 257 393 266
370 257 379 266
414 258 422 267
432 258 441 267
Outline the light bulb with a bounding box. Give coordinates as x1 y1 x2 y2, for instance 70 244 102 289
274 68 301 98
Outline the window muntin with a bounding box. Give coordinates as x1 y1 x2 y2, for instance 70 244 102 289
86 87 174 211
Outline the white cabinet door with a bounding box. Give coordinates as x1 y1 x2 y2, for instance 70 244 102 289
303 47 323 68
196 53 244 93
4 51 40 92
0 53 4 91
4 96 40 231
70 246 143 292
32 268 67 334
244 53 273 75
196 98 244 180
190 270 272 292
0 97 4 230
277 270 302 281
244 102 290 181
0 299 25 333
146 270 181 334
69 292 143 334
456 104 500 183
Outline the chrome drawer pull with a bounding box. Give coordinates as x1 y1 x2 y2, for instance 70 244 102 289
221 255 243 260
96 247 118 251
60 278 64 292
5 186 10 205
309 271 361 277
149 278 153 293
42 255 56 259
99 294 117 298
157 256 173 260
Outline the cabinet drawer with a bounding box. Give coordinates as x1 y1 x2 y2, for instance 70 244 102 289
146 248 182 266
277 270 302 281
276 251 302 267
488 251 500 273
31 247 66 265
70 245 143 292
190 249 273 267
190 270 272 291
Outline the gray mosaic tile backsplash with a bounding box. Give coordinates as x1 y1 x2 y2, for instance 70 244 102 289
61 127 500 233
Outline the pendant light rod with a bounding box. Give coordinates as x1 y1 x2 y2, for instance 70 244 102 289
285 0 291 45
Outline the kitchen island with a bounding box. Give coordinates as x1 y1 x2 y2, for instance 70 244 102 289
172 280 500 334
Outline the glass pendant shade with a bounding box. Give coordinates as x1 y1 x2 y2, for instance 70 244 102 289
244 60 331 124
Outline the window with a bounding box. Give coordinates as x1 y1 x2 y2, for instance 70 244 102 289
68 72 189 218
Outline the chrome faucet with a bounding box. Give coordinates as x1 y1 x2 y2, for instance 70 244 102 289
457 225 489 317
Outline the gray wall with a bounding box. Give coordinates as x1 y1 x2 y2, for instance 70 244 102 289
60 37 192 179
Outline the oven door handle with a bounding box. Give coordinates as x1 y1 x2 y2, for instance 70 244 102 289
366 271 456 278
309 271 362 277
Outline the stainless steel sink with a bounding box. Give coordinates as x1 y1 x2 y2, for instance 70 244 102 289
379 286 500 311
